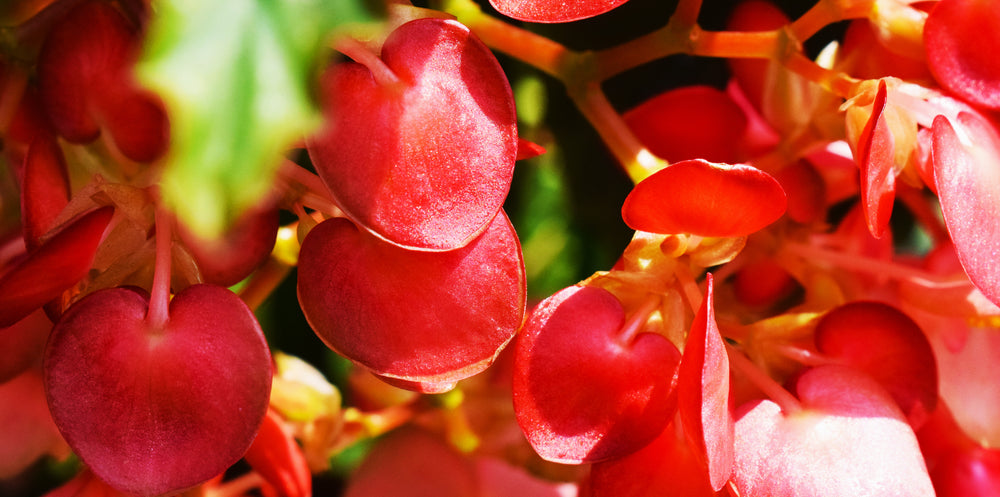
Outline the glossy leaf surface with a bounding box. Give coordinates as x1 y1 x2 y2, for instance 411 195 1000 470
308 18 517 250
932 112 1000 307
924 0 1000 109
814 301 938 427
624 85 748 164
732 365 934 497
677 274 733 490
44 285 272 496
622 159 786 237
488 0 630 24
856 80 895 238
513 285 680 463
297 213 525 387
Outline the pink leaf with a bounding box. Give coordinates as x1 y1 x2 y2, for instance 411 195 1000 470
733 365 935 497
677 274 734 490
932 112 1000 307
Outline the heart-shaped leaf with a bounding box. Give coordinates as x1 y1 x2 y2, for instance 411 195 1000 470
488 0 630 24
932 112 1000 307
307 18 517 251
814 301 938 427
677 274 733 490
924 0 1000 109
732 365 935 497
622 159 786 237
512 285 681 463
296 212 525 388
44 284 272 496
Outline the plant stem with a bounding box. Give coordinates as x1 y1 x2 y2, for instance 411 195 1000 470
617 293 663 346
147 206 172 329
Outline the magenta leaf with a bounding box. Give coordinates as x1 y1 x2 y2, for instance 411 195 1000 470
44 284 272 496
924 0 1000 109
932 112 1000 307
732 365 935 497
296 212 525 388
856 79 895 238
0 207 113 328
307 18 517 251
488 0 630 24
512 285 681 463
621 159 786 237
677 274 734 490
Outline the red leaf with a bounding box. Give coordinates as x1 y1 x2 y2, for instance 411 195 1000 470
924 0 1000 109
932 112 1000 307
244 409 311 497
624 85 748 164
512 285 681 463
814 301 938 428
587 416 719 497
0 207 113 328
20 136 70 251
622 159 786 237
488 0 630 23
677 274 733 490
44 285 272 496
856 79 895 238
307 18 517 251
296 212 525 388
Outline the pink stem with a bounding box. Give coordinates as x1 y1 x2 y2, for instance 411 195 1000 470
617 293 663 346
146 207 172 329
727 343 803 414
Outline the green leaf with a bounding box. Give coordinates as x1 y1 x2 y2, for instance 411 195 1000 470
138 0 371 237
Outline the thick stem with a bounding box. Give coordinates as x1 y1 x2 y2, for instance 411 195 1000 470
567 82 664 183
440 0 570 79
147 206 172 330
238 255 293 312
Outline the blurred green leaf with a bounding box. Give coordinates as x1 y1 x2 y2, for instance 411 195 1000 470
138 0 371 237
